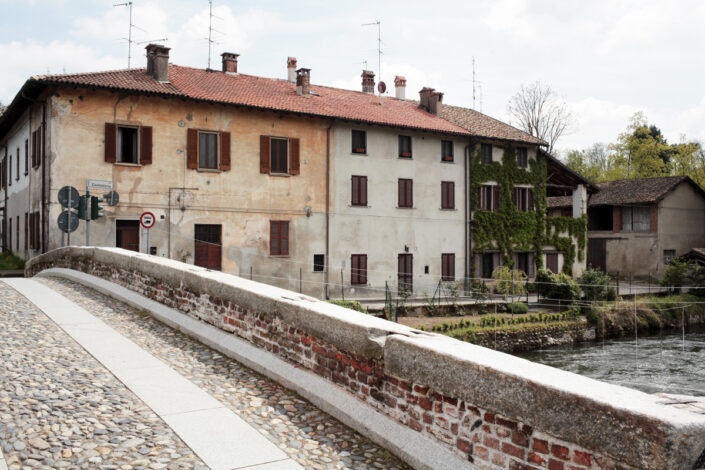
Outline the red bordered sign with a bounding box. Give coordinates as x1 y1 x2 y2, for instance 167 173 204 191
140 211 156 229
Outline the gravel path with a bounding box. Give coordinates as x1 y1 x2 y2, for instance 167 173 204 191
38 276 409 470
0 282 207 470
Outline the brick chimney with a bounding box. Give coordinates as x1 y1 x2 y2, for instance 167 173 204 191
221 52 239 74
296 68 311 96
394 76 406 100
429 91 444 115
361 70 375 94
287 57 297 83
418 87 434 111
145 44 170 82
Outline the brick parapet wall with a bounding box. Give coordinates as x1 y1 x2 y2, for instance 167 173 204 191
26 248 705 470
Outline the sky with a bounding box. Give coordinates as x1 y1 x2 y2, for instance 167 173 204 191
1 0 704 155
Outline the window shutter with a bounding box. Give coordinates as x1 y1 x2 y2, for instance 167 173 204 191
449 182 455 209
441 183 448 209
407 180 413 207
528 253 535 277
140 126 153 165
612 206 621 233
361 176 367 206
351 176 359 205
477 186 482 209
650 205 658 232
40 125 45 163
493 185 500 211
260 135 270 174
289 138 300 175
185 129 198 169
360 255 367 284
398 180 404 207
105 123 117 163
219 132 231 171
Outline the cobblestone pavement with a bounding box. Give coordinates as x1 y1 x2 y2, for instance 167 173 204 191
38 277 409 470
0 282 207 470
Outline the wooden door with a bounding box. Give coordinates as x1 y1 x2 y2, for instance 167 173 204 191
116 220 140 252
587 238 606 272
194 224 222 271
398 253 413 293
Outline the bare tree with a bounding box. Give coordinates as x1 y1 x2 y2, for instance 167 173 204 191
508 82 573 154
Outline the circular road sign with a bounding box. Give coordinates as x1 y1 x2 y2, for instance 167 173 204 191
140 211 156 229
104 190 120 206
377 81 386 94
58 186 80 209
57 211 79 233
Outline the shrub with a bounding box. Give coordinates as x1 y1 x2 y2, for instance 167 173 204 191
507 302 528 314
492 266 527 297
327 300 367 313
579 268 613 301
536 268 579 301
661 259 688 294
687 265 705 298
0 252 25 270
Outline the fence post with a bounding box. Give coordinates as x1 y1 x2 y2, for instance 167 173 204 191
299 268 303 293
340 269 344 300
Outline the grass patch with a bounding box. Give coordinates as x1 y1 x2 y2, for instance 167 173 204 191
327 299 368 313
0 252 24 270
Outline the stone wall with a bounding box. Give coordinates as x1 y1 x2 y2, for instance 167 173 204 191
470 323 595 353
26 247 705 470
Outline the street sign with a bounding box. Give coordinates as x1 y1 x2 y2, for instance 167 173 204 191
57 211 79 233
104 191 119 206
377 81 386 94
87 179 114 190
140 212 155 229
58 186 80 209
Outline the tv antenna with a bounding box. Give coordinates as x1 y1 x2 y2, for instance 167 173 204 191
472 56 477 109
206 0 224 69
362 20 382 105
114 2 167 68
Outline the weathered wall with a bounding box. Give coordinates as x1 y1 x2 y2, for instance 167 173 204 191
0 108 30 254
45 88 329 296
26 247 705 470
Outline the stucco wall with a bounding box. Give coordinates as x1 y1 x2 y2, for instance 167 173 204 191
43 88 329 296
330 124 468 297
0 108 30 254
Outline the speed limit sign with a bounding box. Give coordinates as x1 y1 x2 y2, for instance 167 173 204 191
140 212 155 229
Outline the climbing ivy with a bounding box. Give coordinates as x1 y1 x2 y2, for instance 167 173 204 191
471 147 586 276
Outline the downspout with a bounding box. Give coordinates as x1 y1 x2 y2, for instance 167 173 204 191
41 100 47 253
324 122 333 299
464 139 474 293
2 146 7 252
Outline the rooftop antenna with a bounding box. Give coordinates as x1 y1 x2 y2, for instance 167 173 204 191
113 2 134 68
472 56 476 109
362 20 382 105
205 0 224 69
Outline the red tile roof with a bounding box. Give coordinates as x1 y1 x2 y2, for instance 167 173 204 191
32 65 472 136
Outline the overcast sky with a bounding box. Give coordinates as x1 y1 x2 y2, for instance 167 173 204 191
1 0 704 155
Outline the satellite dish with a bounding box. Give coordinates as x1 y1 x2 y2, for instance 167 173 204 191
377 81 386 94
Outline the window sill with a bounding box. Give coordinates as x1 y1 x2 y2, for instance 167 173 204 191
440 208 457 211
398 156 413 160
349 204 371 208
198 168 221 173
441 159 455 164
312 270 326 274
114 162 142 167
351 152 368 156
269 172 291 177
269 254 290 258
396 206 415 210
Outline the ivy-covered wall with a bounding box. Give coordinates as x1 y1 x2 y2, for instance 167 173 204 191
471 147 587 275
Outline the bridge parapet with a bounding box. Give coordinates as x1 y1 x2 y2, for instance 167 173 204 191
26 247 705 470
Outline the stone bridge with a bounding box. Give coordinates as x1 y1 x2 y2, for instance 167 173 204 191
5 246 705 470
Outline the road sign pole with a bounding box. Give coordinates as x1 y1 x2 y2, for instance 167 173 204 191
86 188 90 246
67 191 72 246
146 228 150 254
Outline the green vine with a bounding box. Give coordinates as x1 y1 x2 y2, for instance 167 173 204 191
471 147 585 276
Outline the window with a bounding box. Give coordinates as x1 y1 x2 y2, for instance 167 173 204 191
8 153 11 185
198 132 219 169
546 253 559 273
516 147 528 168
351 254 367 285
398 178 413 208
32 129 41 168
313 254 325 272
24 140 28 175
622 206 651 232
516 252 530 275
481 144 492 164
441 181 455 209
270 138 288 173
270 221 289 256
398 135 412 158
352 130 367 154
664 249 676 265
16 147 19 180
117 126 139 163
478 184 500 211
442 253 455 281
481 252 494 279
259 135 298 175
351 175 368 206
513 187 534 212
441 140 454 162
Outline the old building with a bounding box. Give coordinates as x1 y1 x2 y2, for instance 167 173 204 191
548 176 705 278
0 44 590 298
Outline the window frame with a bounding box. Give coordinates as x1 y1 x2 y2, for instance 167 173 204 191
351 175 368 207
663 249 676 265
351 254 368 285
398 178 413 208
398 135 412 158
351 130 367 154
478 184 499 211
441 181 455 210
270 220 290 256
441 253 455 281
514 187 532 212
269 136 289 174
198 130 220 171
481 144 493 164
516 147 528 168
16 147 20 180
622 206 651 232
117 125 140 164
441 140 454 162
313 254 325 272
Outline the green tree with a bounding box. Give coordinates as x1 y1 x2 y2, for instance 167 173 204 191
609 112 671 178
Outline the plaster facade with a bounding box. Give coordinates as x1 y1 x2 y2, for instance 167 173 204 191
0 108 31 255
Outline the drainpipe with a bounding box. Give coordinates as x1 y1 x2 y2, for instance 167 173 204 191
464 139 475 293
324 122 333 299
41 100 47 253
2 146 7 252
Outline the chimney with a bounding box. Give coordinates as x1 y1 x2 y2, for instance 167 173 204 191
221 52 239 74
429 91 444 115
296 68 311 96
394 76 406 100
361 70 375 94
418 87 434 111
287 57 297 83
145 44 170 83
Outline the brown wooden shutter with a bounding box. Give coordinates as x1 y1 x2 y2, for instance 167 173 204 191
449 182 454 209
105 123 117 163
650 205 658 232
493 185 501 211
360 255 367 284
398 180 404 207
24 140 28 174
140 126 153 165
407 180 413 207
361 176 367 206
289 138 300 175
187 129 198 169
260 135 270 174
612 206 621 233
441 182 448 209
219 132 231 171
351 255 359 284
40 125 45 163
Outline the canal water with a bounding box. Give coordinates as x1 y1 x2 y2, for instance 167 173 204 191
517 327 705 396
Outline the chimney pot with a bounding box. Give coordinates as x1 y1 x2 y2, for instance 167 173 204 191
429 91 444 116
394 75 407 100
419 87 434 111
361 70 375 94
296 68 311 96
287 57 297 83
145 44 170 82
221 52 239 74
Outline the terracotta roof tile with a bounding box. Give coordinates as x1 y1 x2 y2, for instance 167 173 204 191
34 65 471 136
